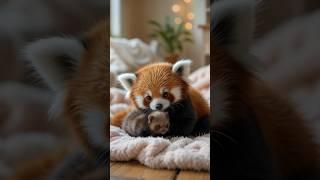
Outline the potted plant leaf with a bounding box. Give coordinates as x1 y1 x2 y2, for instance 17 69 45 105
148 16 193 63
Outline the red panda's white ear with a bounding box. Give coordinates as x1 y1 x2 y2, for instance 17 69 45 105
117 73 137 91
25 37 85 91
172 59 192 80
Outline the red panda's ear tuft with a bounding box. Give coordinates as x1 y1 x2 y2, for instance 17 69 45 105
24 37 85 91
117 73 137 92
172 59 192 80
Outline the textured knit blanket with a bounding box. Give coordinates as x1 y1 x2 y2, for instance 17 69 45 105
110 65 210 171
110 126 210 171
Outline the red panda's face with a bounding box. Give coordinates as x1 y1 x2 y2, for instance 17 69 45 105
130 63 188 111
131 84 181 111
118 60 192 111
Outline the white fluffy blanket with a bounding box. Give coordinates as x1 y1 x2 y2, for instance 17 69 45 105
110 38 160 87
110 126 210 171
110 65 210 171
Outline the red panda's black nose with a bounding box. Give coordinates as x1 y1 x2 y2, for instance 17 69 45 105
155 104 163 110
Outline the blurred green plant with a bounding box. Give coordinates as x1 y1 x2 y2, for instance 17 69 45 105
148 16 193 54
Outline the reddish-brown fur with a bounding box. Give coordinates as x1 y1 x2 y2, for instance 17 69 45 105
9 148 68 180
11 21 108 179
63 21 108 154
213 47 320 176
111 62 209 127
131 63 189 107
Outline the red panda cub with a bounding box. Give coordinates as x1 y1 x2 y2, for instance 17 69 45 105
11 21 108 179
112 60 210 136
212 0 320 179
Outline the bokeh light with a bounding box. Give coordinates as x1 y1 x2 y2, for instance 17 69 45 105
175 17 182 24
185 22 192 30
172 4 181 13
187 12 194 20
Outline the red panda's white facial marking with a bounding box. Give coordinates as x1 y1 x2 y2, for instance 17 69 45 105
144 90 152 98
135 96 146 109
170 87 182 102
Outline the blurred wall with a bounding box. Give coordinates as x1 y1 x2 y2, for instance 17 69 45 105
256 0 320 38
119 0 207 70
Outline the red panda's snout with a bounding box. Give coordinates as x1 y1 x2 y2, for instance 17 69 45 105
149 96 170 111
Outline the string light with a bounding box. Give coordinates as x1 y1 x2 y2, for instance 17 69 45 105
187 12 194 20
171 1 193 30
172 4 181 13
185 22 192 30
175 17 182 24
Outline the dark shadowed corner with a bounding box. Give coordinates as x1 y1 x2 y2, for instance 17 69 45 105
0 0 109 179
212 0 320 179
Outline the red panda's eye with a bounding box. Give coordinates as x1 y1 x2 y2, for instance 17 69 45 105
145 95 152 101
163 92 169 98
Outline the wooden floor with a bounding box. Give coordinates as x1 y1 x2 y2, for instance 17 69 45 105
110 161 209 180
